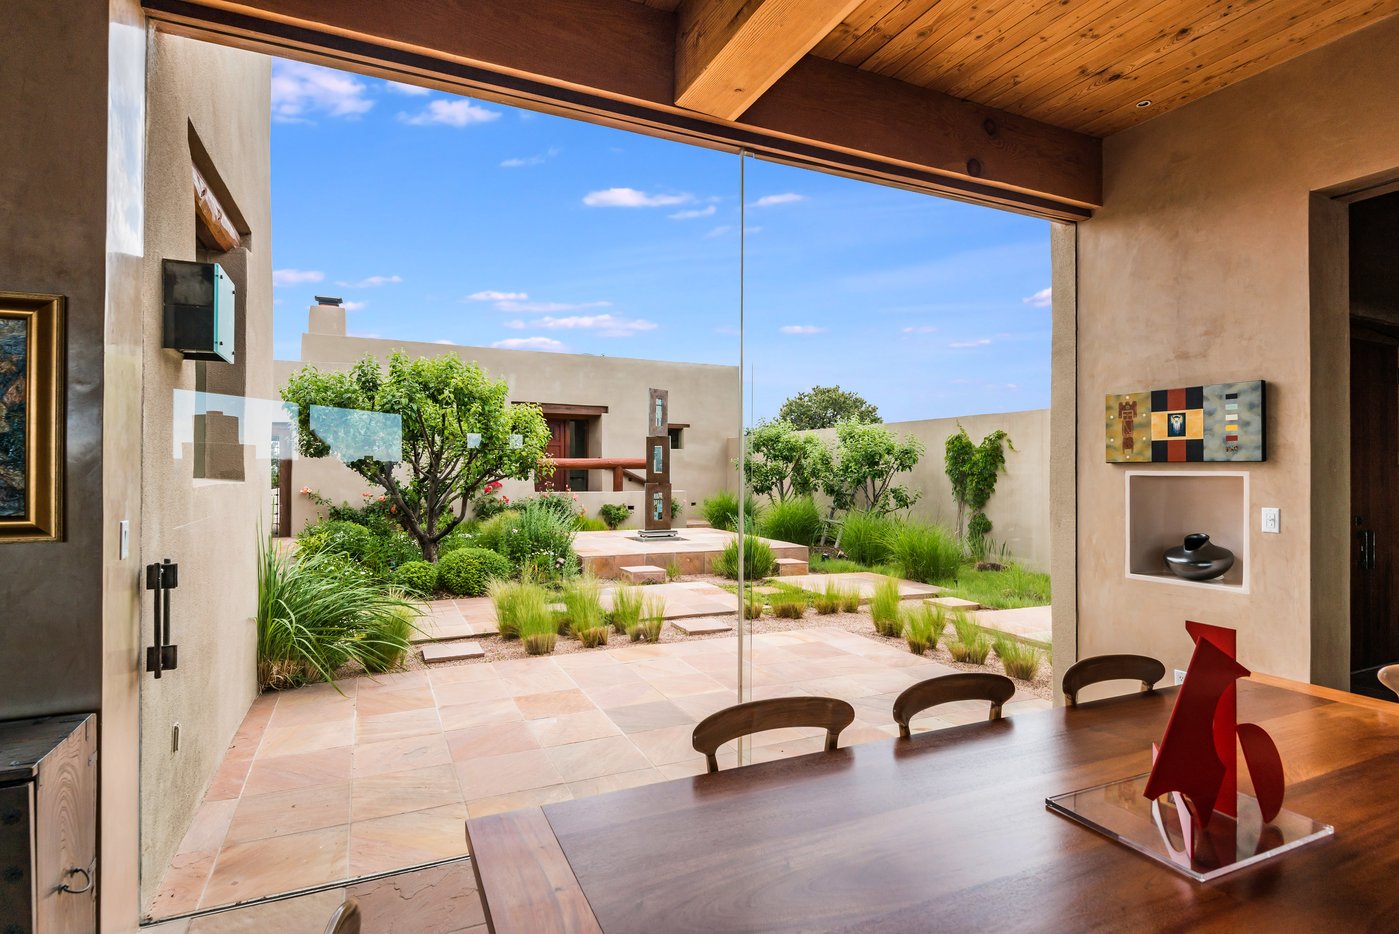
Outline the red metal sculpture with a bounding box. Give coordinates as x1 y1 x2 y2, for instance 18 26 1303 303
1142 621 1286 833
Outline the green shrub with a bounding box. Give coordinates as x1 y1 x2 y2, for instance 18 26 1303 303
436 525 480 557
389 560 439 596
609 584 644 634
360 605 419 674
870 576 903 637
949 634 991 664
838 587 862 613
635 595 665 643
476 502 579 583
772 592 809 619
438 547 513 596
671 498 685 520
256 539 417 691
950 610 979 646
599 503 631 530
297 519 374 562
575 516 609 532
901 604 943 656
743 589 765 620
713 534 777 580
813 578 842 614
758 496 822 547
362 530 422 578
701 491 763 532
526 491 584 523
889 522 961 584
490 578 548 641
839 511 896 566
994 637 1042 681
665 561 682 581
562 577 607 645
812 556 866 575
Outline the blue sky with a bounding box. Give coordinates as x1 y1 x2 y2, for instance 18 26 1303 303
270 59 1052 423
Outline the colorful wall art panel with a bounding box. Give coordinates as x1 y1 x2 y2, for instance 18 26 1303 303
1105 380 1265 463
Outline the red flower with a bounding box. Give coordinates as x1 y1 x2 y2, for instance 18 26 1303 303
501 496 510 504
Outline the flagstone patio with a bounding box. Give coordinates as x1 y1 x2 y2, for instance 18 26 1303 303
147 626 1048 920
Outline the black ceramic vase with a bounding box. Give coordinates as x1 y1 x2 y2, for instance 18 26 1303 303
1164 533 1235 581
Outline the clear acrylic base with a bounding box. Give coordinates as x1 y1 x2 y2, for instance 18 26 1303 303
1046 772 1333 881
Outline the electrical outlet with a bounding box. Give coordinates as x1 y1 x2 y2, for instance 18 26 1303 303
1261 507 1281 534
1174 669 1187 685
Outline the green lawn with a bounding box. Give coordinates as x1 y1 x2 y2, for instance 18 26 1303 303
809 554 1050 611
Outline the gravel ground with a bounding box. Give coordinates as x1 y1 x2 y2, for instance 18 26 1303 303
378 574 1051 701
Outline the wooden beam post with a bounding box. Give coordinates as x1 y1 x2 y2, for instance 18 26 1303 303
193 164 242 251
675 0 862 121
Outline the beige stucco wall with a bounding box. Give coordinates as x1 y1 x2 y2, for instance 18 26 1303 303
1071 15 1399 687
802 410 1051 571
276 313 738 535
137 34 273 908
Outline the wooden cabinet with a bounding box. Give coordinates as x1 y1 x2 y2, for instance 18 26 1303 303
0 715 97 934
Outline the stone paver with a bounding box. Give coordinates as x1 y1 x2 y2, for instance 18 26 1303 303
775 558 809 576
973 605 1052 644
783 572 941 601
620 565 666 584
421 642 485 663
668 617 735 635
150 626 1047 920
929 596 982 611
574 527 807 578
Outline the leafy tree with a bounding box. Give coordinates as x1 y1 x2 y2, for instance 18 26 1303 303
778 385 880 430
282 352 552 561
741 418 833 502
821 422 925 518
944 426 1014 550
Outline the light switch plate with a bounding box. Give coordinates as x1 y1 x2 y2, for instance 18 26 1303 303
1261 507 1281 534
119 520 130 560
1174 669 1187 685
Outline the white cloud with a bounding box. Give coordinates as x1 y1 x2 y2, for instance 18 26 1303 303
704 225 733 238
343 301 368 312
504 314 656 336
493 337 568 352
466 290 528 302
495 300 611 314
398 99 501 127
433 339 455 345
1023 286 1052 308
669 205 716 220
901 325 938 334
501 147 559 168
386 82 431 96
583 188 692 208
780 325 826 335
273 268 324 286
271 61 373 123
338 274 402 288
752 193 804 208
948 338 993 348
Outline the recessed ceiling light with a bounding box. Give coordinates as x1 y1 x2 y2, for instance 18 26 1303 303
1136 99 1153 108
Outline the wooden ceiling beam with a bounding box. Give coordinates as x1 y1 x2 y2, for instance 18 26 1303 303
193 164 242 251
141 0 1101 214
675 0 864 120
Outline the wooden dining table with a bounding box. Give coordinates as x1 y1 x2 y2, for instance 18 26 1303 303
464 674 1399 933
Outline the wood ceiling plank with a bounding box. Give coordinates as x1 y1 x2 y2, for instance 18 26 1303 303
1077 0 1399 133
942 0 1149 105
979 0 1255 119
891 0 1055 89
675 0 865 120
860 0 980 76
833 0 953 70
812 0 913 63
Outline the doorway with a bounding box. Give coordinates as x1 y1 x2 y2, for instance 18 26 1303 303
1349 189 1399 697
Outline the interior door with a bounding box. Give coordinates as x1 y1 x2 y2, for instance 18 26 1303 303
1350 335 1399 693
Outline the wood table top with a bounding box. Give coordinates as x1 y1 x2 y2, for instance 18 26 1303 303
465 675 1399 933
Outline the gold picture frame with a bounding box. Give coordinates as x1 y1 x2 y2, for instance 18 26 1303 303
0 292 64 542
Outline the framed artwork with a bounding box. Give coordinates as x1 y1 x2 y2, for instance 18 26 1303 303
1106 380 1265 463
0 293 64 541
645 434 670 483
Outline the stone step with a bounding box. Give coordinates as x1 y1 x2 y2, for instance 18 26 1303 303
620 564 667 584
669 617 734 635
686 518 711 528
421 641 485 663
774 558 809 576
928 596 982 612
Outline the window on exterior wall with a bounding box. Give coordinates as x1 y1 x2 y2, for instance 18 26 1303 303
668 425 685 450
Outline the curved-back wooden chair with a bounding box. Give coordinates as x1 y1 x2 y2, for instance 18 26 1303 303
892 672 1016 739
323 897 361 934
1379 665 1399 700
692 696 855 773
1062 654 1166 707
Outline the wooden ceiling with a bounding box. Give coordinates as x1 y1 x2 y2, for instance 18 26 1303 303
145 0 1397 219
640 0 1399 135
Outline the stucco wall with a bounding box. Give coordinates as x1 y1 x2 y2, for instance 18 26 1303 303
137 34 272 906
804 410 1051 571
1072 15 1399 686
277 318 739 534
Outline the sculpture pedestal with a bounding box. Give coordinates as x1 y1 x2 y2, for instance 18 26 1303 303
1046 773 1332 881
632 529 680 541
